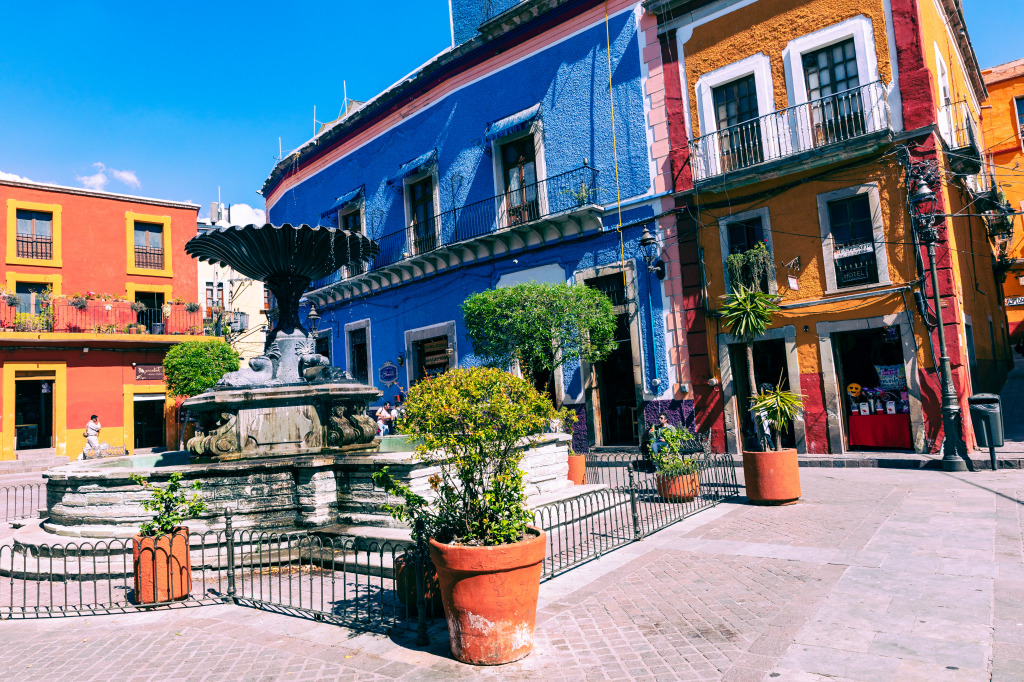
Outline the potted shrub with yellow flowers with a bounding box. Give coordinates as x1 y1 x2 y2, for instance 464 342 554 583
720 286 802 505
128 472 207 603
373 366 555 665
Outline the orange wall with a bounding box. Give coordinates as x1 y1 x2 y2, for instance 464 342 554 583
0 182 198 300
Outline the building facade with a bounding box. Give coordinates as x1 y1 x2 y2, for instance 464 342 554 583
981 59 1024 342
263 0 680 450
0 179 206 461
648 0 1011 455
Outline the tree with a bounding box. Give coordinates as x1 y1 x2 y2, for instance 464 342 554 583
461 283 617 403
163 340 240 397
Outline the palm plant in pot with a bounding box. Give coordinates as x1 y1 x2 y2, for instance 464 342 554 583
651 427 700 502
372 366 555 665
128 472 207 604
719 286 802 505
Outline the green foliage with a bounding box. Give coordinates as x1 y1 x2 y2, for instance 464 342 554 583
4 292 19 307
651 427 699 477
725 242 774 293
750 381 803 451
162 340 240 397
14 312 43 331
561 181 604 207
461 283 616 397
718 286 781 343
371 367 556 546
129 472 207 537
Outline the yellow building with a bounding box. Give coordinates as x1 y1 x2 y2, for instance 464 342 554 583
981 59 1024 342
647 0 1010 456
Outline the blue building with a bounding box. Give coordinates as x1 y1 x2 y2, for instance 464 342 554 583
261 0 687 450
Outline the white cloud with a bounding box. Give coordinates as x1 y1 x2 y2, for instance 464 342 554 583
109 168 140 189
0 170 33 183
76 162 141 191
226 203 266 226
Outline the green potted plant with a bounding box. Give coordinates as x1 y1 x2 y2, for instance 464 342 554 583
719 286 802 505
558 407 585 485
128 472 207 604
651 428 700 502
372 367 555 665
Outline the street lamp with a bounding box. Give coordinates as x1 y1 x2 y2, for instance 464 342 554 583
306 304 321 340
910 179 967 472
638 227 666 279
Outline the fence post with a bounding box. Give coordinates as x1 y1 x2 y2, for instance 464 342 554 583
414 517 430 647
627 463 643 540
225 507 237 603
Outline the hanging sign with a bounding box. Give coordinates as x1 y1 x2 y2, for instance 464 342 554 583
378 361 399 386
1005 296 1024 307
135 365 164 381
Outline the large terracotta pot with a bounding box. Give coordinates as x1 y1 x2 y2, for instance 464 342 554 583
655 472 699 502
394 552 445 618
429 527 547 665
567 454 586 485
132 527 192 604
742 449 800 505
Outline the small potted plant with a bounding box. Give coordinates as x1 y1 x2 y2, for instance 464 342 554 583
373 367 554 665
128 472 207 604
558 407 585 485
651 428 700 502
184 301 201 314
4 292 19 308
720 286 802 505
130 301 147 313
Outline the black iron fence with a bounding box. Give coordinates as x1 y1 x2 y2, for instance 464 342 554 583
0 484 44 522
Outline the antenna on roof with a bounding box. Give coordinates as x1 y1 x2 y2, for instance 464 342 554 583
313 105 323 137
275 137 283 161
340 80 349 118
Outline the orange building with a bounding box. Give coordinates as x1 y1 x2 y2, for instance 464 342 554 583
648 0 1011 456
981 59 1024 342
0 178 207 465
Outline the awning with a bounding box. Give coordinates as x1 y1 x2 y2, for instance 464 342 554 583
321 186 365 219
483 104 541 143
389 149 437 185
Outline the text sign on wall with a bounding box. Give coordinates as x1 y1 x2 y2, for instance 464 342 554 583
378 361 399 386
136 364 165 381
1005 297 1024 307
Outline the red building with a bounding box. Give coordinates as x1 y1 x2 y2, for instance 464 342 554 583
0 178 205 465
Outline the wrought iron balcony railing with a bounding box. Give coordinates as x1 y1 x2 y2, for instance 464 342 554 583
938 100 980 153
134 246 165 270
314 165 599 287
16 235 52 260
0 301 204 336
689 81 891 182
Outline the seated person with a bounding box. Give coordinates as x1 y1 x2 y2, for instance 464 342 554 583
649 413 676 454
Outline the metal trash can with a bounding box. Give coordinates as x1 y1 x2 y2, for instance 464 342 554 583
968 393 1003 448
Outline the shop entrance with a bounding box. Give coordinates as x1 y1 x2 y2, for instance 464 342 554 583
14 379 53 450
833 326 912 451
729 338 794 451
413 335 450 383
595 313 638 445
133 395 166 449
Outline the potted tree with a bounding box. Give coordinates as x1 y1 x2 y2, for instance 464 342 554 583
128 472 207 604
651 428 700 502
373 367 555 665
719 286 802 505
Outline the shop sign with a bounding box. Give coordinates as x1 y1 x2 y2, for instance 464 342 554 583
833 242 873 259
1005 296 1024 307
378 361 399 386
135 364 164 381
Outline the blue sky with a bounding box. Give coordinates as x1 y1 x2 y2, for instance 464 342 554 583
0 0 1018 217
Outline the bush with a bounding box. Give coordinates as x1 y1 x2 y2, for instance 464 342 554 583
652 428 698 477
163 340 240 397
373 367 556 546
129 472 207 537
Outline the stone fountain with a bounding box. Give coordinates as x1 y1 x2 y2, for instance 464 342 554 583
182 223 381 460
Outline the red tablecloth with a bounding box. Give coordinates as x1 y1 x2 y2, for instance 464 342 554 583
848 413 912 450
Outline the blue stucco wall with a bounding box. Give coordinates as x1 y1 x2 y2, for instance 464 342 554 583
451 0 523 45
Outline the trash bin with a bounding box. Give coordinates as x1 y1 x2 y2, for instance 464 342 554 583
968 393 1003 448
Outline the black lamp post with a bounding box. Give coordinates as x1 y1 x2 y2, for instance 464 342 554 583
638 227 666 279
306 304 321 340
910 179 967 472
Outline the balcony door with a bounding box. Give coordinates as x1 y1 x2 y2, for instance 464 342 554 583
500 136 539 226
713 75 763 172
803 39 864 146
408 177 436 254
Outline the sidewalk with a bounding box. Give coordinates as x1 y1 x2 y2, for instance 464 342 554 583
1 466 1021 681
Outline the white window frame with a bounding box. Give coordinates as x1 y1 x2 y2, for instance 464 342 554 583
718 207 777 294
934 44 953 145
1015 96 1024 153
693 53 775 177
490 120 549 229
816 182 891 294
403 167 440 257
344 319 372 385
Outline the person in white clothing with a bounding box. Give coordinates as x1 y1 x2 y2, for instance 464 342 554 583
80 415 101 460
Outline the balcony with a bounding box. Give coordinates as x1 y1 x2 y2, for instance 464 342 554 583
0 300 204 339
689 81 892 186
307 164 602 304
134 246 165 270
938 100 982 175
16 234 52 260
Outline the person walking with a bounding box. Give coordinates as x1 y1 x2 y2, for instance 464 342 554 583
81 415 101 460
376 401 393 436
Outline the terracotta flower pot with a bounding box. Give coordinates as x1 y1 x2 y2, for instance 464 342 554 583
567 453 586 485
655 472 699 502
429 527 547 665
132 527 192 604
394 552 445 618
742 449 800 505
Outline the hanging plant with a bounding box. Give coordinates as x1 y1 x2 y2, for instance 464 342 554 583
130 301 147 312
726 242 774 293
184 302 201 313
70 296 89 310
4 293 19 307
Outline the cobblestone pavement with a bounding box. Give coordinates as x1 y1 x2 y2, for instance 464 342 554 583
1 467 1022 681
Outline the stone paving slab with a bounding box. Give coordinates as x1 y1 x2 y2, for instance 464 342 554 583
0 466 1021 681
